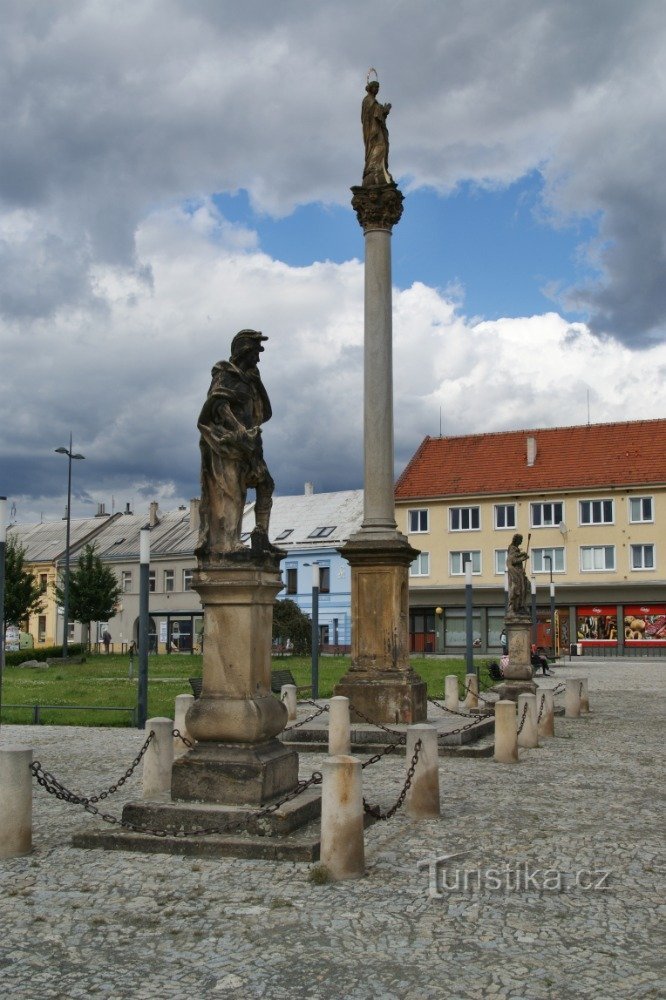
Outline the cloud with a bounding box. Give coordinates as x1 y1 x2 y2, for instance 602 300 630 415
2 204 664 524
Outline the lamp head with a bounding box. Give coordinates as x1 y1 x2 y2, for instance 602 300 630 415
55 447 68 455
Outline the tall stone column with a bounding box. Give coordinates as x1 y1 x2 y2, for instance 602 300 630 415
334 183 426 724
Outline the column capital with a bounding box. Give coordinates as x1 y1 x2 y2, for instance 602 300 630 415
350 183 404 231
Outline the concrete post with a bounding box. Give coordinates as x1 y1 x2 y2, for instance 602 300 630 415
579 678 590 714
494 701 518 763
143 718 174 798
444 674 459 712
329 696 351 756
405 725 440 819
0 746 33 858
537 689 555 739
173 694 195 755
320 755 365 880
565 678 581 718
281 684 298 722
517 693 538 749
464 674 479 710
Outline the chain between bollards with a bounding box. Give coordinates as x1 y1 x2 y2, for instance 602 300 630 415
363 739 422 821
284 703 330 731
516 702 529 736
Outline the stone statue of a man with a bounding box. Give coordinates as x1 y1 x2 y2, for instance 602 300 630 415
507 533 530 617
195 330 277 563
362 79 393 186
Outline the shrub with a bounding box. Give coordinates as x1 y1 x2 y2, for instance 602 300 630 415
5 643 85 666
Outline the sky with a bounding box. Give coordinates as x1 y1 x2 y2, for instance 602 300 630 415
1 0 665 525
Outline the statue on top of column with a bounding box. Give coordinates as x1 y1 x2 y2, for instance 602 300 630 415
507 533 530 617
362 71 393 187
195 329 281 565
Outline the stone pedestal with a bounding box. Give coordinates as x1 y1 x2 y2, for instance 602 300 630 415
334 536 427 724
494 614 537 702
171 558 297 806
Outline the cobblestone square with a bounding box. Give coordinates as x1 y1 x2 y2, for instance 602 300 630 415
0 659 663 999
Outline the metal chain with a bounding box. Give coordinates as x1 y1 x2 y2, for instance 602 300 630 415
428 696 471 719
172 728 196 750
462 680 495 706
537 694 546 723
552 683 566 695
361 737 405 770
284 703 330 731
348 701 405 739
436 714 490 739
30 731 155 807
516 701 529 735
363 739 422 821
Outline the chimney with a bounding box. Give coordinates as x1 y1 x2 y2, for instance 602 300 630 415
190 497 201 533
526 436 537 467
125 502 132 515
304 482 315 496
96 502 106 517
149 501 160 527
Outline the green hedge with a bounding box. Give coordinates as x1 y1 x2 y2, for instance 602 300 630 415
4 644 86 666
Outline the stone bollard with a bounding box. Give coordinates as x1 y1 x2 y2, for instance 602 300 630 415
173 694 195 756
444 674 459 712
405 725 440 819
494 701 518 763
565 678 582 718
281 684 298 722
464 674 479 710
579 678 590 714
143 718 174 798
537 689 555 739
517 693 538 749
0 746 33 858
320 755 365 880
329 696 351 756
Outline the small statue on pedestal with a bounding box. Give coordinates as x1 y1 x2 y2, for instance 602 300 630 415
507 533 530 617
362 72 393 186
195 329 280 564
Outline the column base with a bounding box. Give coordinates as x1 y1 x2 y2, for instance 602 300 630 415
171 739 299 806
492 679 538 703
334 671 427 725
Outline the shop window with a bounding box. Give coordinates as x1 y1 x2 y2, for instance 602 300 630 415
450 551 481 575
629 496 653 523
121 570 132 593
630 544 655 570
408 509 429 533
532 547 565 573
183 569 193 591
285 566 297 594
580 545 615 572
449 506 480 531
530 501 564 527
494 504 516 529
410 553 430 577
579 499 614 525
164 569 174 592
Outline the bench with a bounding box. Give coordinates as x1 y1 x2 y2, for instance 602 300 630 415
188 670 311 699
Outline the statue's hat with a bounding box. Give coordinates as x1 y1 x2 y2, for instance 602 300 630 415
231 329 268 355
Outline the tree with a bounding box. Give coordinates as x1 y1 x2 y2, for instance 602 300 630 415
272 598 311 655
4 534 44 627
55 544 121 647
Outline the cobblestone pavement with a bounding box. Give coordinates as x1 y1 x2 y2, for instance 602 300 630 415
0 659 663 999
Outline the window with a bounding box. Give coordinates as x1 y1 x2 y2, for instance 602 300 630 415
38 615 46 643
450 551 481 575
285 566 297 595
183 569 193 591
530 501 564 527
580 545 615 572
67 622 75 640
494 549 508 575
532 548 565 573
308 526 336 539
164 569 174 593
579 499 614 525
410 553 430 577
149 570 156 593
275 529 293 542
319 624 330 647
39 573 48 593
319 566 331 594
630 544 655 570
121 570 132 593
449 506 480 531
629 496 653 523
408 509 429 533
494 504 516 529
240 532 251 542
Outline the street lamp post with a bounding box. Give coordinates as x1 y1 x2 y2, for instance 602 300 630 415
464 558 474 676
137 528 150 728
0 496 7 728
543 555 555 657
310 563 320 700
55 436 85 658
531 576 537 646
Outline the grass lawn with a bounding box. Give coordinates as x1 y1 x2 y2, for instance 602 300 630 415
0 652 496 727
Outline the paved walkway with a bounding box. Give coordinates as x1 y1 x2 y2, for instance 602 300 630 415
0 660 664 999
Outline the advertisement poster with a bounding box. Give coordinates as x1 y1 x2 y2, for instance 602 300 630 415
576 606 618 644
623 606 666 644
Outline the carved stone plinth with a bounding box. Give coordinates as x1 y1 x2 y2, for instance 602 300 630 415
171 739 298 806
351 183 404 232
494 614 537 702
334 536 427 724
